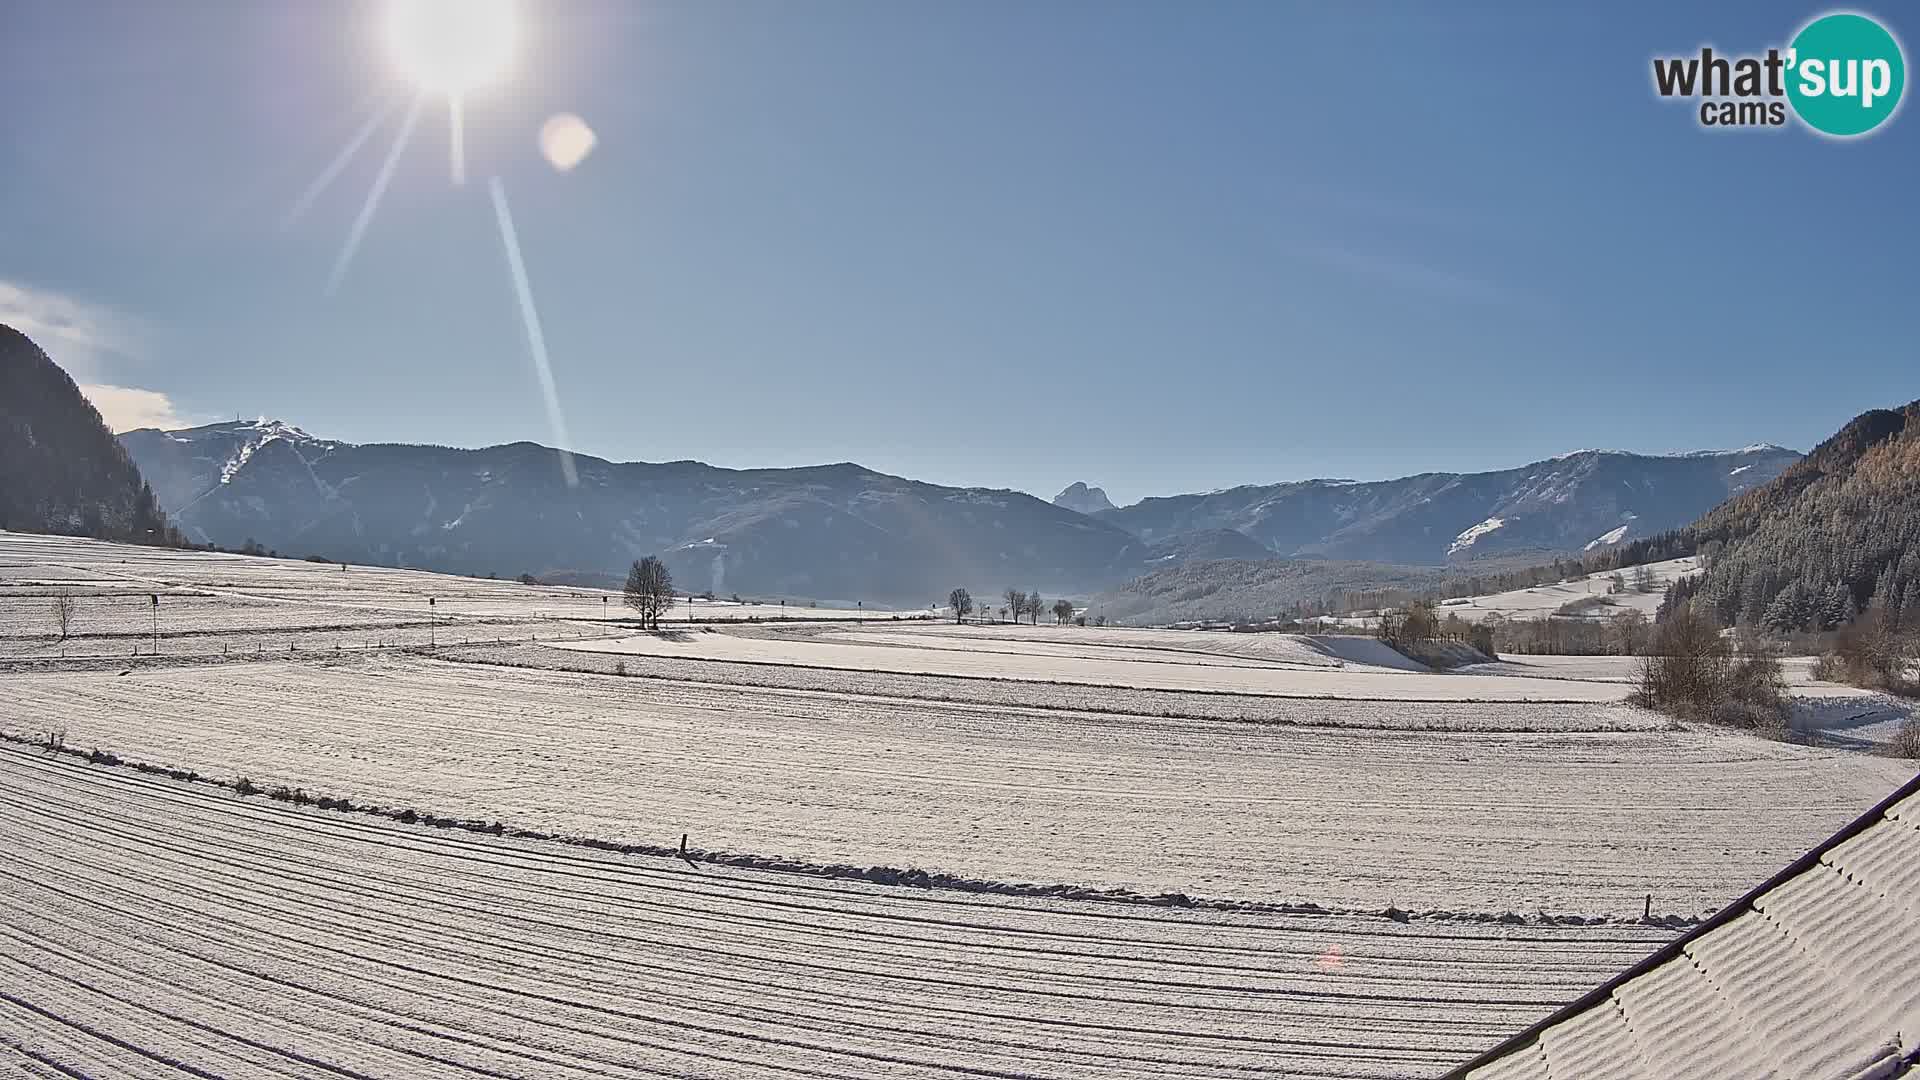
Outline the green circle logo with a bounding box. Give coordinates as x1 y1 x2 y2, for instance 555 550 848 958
1787 12 1906 136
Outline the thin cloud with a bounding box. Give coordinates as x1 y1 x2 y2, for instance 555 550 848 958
79 384 191 433
2 280 191 431
0 278 138 379
1305 247 1529 309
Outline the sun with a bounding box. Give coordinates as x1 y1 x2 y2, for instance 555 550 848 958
384 0 517 95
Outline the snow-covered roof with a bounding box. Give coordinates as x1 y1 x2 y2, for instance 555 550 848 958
1447 770 1920 1079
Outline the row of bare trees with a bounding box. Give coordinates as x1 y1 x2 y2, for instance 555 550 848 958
945 587 1076 625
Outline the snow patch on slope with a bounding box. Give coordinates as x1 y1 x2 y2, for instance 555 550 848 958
1584 524 1632 551
1448 517 1505 556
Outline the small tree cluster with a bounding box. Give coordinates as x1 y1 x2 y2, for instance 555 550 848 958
1817 605 1917 694
1002 588 1047 625
1376 600 1438 650
1631 605 1789 735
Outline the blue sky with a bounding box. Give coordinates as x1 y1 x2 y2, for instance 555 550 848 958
2 1 1915 505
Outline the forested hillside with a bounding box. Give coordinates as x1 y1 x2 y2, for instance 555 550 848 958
0 324 179 544
1662 401 1920 633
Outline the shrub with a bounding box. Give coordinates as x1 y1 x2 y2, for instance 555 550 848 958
1467 623 1497 659
1632 607 1788 736
1717 655 1791 736
1820 610 1917 695
1554 595 1613 617
1891 717 1920 760
234 776 259 796
1632 606 1729 722
613 660 628 677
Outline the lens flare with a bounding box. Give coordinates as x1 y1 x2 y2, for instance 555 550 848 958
539 114 598 172
326 94 425 294
489 177 579 487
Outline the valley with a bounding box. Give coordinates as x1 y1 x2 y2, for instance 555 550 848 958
2 530 1911 1076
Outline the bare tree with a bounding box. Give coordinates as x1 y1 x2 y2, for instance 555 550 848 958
625 556 674 630
1025 589 1043 625
1004 589 1026 626
1052 598 1074 624
1610 610 1652 655
1632 564 1657 593
997 605 1009 623
948 588 973 624
50 594 75 641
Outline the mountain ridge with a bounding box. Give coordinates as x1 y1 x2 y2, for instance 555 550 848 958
120 419 1150 604
1098 445 1800 566
1 324 179 545
121 416 1804 607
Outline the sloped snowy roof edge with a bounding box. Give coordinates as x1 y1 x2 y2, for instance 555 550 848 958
1442 767 1920 1079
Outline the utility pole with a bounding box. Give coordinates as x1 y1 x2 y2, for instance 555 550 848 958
149 593 159 654
428 596 436 647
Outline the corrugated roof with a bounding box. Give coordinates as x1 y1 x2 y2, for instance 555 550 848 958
1446 769 1920 1080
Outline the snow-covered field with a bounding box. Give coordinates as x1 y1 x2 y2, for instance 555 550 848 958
1 534 1913 1078
0 745 1676 1079
0 531 918 658
1432 557 1701 623
4 653 1906 915
557 626 1631 701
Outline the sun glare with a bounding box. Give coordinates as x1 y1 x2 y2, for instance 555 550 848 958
385 0 517 94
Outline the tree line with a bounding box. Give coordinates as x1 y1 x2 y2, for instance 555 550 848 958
946 587 1077 625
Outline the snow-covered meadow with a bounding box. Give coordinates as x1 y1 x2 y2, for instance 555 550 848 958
1432 556 1702 623
5 650 1906 915
0 744 1676 1079
0 531 916 658
555 625 1633 702
1 533 1913 1078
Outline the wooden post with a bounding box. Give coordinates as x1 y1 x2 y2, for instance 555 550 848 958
1644 893 1652 920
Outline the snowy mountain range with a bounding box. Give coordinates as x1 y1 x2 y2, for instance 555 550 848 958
1089 445 1799 566
118 419 1800 602
118 420 1152 604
